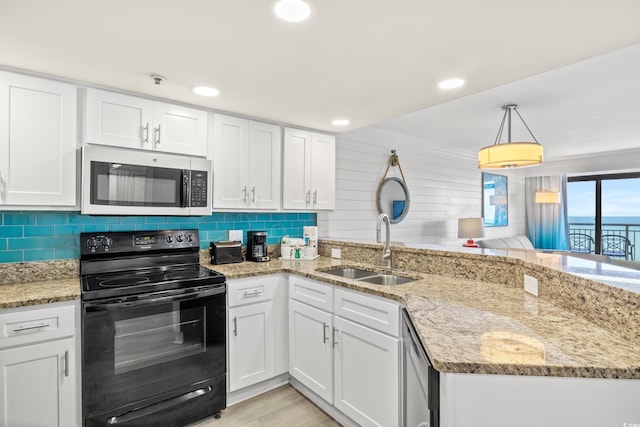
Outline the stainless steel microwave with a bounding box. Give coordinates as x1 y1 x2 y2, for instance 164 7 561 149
82 145 211 216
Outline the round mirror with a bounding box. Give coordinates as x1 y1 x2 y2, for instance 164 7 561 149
376 177 410 224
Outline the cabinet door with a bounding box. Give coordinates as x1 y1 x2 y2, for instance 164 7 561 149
248 121 281 210
0 71 76 206
334 316 399 427
212 114 249 209
153 102 207 157
282 127 311 210
310 132 336 210
228 302 274 391
289 299 333 403
0 338 77 427
85 88 154 150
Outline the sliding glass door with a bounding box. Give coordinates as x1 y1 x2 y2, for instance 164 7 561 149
567 173 640 261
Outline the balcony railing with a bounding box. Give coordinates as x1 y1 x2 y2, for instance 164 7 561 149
568 222 640 261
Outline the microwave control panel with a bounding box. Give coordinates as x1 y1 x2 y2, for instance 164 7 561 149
190 170 208 207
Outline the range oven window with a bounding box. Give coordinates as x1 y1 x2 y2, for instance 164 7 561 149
113 304 206 375
91 160 183 207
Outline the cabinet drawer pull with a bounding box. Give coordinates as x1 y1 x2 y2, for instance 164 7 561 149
305 190 311 205
12 323 50 333
333 327 339 348
233 317 237 336
323 323 329 343
251 186 256 204
155 124 161 144
242 186 248 204
313 190 317 205
64 350 69 377
242 290 262 297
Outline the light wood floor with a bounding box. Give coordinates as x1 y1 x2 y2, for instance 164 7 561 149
193 385 341 427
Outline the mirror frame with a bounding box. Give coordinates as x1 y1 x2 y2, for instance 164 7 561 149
376 177 410 224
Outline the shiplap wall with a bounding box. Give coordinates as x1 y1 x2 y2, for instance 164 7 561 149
318 127 526 245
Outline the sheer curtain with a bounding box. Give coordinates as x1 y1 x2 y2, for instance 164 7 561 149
525 175 569 250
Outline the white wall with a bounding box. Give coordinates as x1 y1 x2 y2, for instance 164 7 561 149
318 127 526 245
524 147 640 177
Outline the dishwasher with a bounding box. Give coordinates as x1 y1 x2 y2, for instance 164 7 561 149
402 308 440 427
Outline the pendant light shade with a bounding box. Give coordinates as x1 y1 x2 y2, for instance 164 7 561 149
478 104 543 169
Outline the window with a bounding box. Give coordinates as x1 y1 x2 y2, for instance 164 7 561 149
568 172 640 260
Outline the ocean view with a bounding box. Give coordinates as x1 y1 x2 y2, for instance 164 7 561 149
569 216 640 225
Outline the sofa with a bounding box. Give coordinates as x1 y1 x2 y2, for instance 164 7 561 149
476 235 534 250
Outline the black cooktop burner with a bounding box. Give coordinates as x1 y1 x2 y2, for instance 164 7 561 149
99 277 151 287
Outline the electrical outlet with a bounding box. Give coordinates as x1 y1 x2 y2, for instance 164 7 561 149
524 274 539 297
331 248 342 259
228 230 243 243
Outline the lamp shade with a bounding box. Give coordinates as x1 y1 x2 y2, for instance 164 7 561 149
458 217 485 238
535 190 561 204
478 142 543 169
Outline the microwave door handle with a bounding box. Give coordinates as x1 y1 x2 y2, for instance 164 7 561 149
181 170 190 208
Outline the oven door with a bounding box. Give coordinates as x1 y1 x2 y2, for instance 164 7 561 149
82 284 226 426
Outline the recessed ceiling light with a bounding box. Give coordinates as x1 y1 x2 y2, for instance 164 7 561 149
274 0 312 22
331 119 350 126
438 78 465 90
192 86 220 97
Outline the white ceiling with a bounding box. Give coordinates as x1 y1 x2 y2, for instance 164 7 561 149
0 0 639 159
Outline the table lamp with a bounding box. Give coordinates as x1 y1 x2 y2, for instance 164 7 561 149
458 217 485 248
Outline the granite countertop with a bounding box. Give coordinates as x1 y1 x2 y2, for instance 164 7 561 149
207 256 640 380
1 252 638 380
0 277 80 309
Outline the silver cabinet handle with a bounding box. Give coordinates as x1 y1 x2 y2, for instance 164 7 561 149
323 323 329 343
233 317 237 336
251 186 256 204
155 124 161 144
141 123 149 144
242 290 262 297
333 327 339 348
242 186 248 204
313 190 317 206
64 350 69 377
305 190 311 205
13 323 50 333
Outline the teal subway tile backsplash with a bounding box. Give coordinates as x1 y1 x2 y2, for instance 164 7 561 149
0 211 316 264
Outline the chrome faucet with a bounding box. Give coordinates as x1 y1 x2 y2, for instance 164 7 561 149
376 213 392 269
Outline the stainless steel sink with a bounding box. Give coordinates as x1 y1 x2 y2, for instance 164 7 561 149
358 274 415 286
320 267 417 285
321 267 377 279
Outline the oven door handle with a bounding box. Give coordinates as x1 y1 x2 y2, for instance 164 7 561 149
84 285 226 311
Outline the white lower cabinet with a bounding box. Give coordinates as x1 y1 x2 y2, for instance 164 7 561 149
0 301 79 427
289 299 334 402
227 275 288 392
289 276 400 427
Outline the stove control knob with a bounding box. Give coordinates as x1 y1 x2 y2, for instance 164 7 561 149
101 237 113 248
185 233 194 242
86 238 98 248
176 234 184 243
165 235 174 244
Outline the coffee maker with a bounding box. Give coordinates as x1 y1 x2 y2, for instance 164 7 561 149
246 231 269 262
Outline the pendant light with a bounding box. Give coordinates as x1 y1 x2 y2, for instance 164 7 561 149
478 104 543 169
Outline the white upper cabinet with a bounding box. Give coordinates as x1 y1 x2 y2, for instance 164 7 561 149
212 113 281 210
0 71 77 207
282 127 335 210
84 88 207 157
